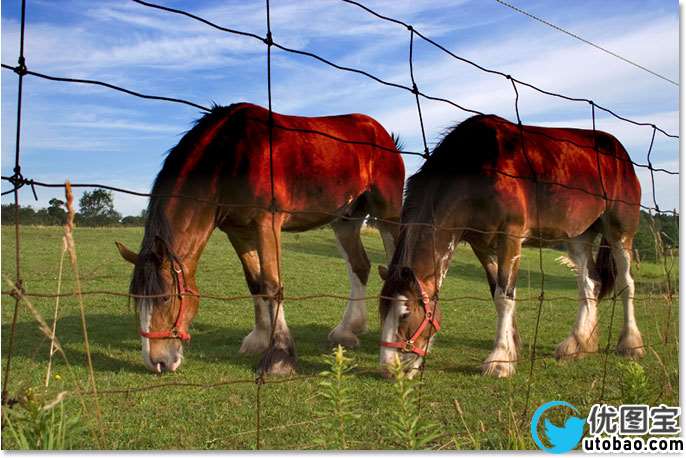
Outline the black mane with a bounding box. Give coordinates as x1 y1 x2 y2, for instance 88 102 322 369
390 115 502 269
129 103 242 299
149 103 242 197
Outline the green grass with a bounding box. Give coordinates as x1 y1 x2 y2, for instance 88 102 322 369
1 225 679 449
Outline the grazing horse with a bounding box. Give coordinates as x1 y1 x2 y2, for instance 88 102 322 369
378 114 643 378
115 103 404 374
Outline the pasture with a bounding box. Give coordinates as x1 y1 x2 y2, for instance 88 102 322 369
1 225 679 449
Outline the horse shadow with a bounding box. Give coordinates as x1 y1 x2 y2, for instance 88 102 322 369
1 313 149 374
283 237 577 289
446 257 577 289
281 237 389 264
1 315 379 376
2 312 556 379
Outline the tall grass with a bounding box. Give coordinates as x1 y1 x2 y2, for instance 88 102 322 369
2 387 83 450
385 356 441 449
316 345 360 449
619 361 650 404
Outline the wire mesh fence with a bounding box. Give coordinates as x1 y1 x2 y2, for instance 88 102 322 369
0 0 679 450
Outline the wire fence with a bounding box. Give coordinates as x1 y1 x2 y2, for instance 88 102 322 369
0 0 679 449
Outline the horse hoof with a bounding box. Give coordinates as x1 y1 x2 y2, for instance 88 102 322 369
351 323 368 336
239 330 270 354
616 329 645 359
555 333 597 360
257 347 297 376
328 326 360 348
481 360 515 378
555 335 583 361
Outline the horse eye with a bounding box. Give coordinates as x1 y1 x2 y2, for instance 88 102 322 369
162 296 171 303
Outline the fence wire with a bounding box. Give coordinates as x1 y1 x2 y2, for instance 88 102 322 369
0 0 679 450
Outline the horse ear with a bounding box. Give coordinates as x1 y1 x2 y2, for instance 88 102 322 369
378 265 389 281
115 241 139 264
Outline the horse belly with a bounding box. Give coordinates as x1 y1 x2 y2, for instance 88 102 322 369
276 142 370 225
539 192 605 236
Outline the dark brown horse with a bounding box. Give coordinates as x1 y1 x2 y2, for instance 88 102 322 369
378 114 643 378
115 103 404 374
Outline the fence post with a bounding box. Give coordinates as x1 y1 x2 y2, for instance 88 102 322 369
2 0 28 407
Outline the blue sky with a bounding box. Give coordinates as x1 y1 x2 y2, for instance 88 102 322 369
1 0 679 215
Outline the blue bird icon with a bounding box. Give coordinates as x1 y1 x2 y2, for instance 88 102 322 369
531 401 585 454
543 416 585 453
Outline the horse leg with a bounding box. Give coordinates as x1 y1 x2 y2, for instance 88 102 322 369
471 239 498 299
367 185 401 264
556 231 601 360
255 214 297 375
377 220 399 264
612 236 644 358
224 229 272 354
482 231 521 378
329 218 370 347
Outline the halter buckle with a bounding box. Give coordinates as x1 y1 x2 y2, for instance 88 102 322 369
170 328 180 339
401 340 415 353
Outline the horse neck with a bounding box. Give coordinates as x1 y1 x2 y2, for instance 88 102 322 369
146 196 218 280
396 176 459 297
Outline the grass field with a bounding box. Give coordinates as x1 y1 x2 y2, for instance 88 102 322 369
1 225 679 449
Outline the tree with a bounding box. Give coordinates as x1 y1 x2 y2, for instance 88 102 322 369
1 203 37 225
77 190 121 226
46 198 66 225
633 211 678 261
121 208 147 226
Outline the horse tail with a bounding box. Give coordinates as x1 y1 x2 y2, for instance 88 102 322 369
596 235 615 300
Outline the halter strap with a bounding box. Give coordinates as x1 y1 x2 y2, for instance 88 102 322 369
379 279 440 357
139 262 195 341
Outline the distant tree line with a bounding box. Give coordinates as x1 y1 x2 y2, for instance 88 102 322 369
1 190 679 259
632 210 679 261
1 189 147 227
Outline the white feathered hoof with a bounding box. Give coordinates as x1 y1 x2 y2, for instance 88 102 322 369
328 325 360 348
555 332 597 360
482 349 516 378
617 328 645 359
239 328 270 354
257 346 297 376
350 322 368 336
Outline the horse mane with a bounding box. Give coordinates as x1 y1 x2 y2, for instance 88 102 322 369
151 103 244 194
392 114 502 268
129 198 174 299
129 103 244 300
414 114 502 177
390 132 404 152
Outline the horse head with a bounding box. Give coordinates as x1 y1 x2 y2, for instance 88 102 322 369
378 264 442 379
116 240 198 373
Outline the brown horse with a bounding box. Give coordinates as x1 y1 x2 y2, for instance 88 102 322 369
115 103 404 374
378 114 643 378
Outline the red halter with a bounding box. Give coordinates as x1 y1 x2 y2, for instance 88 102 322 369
139 262 195 341
379 280 440 357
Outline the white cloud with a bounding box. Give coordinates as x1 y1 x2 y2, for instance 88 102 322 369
1 0 678 216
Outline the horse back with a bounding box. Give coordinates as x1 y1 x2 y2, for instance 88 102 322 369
159 103 403 229
429 115 641 240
